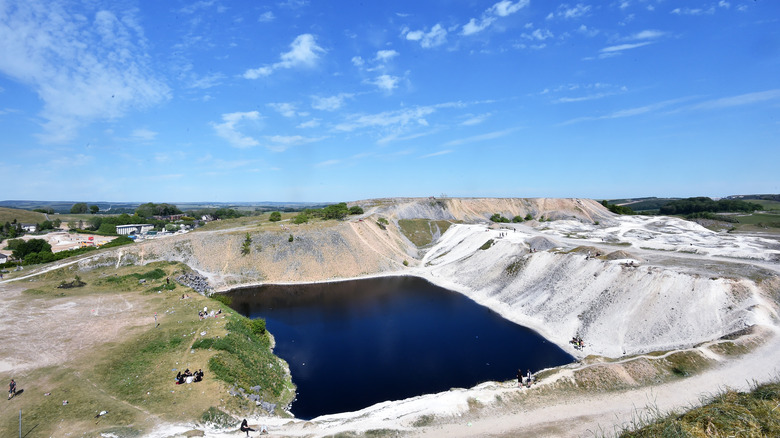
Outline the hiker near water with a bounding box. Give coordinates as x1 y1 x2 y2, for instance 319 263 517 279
517 369 523 386
8 379 16 399
240 418 255 436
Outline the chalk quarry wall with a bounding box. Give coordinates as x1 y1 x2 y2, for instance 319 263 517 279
83 197 779 358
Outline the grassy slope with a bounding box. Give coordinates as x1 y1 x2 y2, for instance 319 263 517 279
0 207 47 224
620 381 780 437
0 262 293 437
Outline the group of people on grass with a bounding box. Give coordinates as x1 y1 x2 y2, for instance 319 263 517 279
175 369 203 384
570 336 585 350
198 307 222 320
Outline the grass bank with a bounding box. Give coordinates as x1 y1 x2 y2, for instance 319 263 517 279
0 261 294 437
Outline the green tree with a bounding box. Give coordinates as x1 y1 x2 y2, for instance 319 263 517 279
348 206 364 215
90 205 100 214
70 202 88 214
241 233 252 255
12 238 52 260
269 211 282 222
512 216 524 223
38 220 54 230
53 218 62 228
293 213 309 224
524 213 533 221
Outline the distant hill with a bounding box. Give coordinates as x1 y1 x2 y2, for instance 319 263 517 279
727 194 780 202
0 200 330 214
0 207 47 224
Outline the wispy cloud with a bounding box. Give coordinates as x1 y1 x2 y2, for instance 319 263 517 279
421 150 453 158
461 113 492 126
315 159 340 167
601 41 653 53
244 34 325 79
264 134 324 152
258 11 275 22
686 89 780 111
444 128 515 146
375 49 399 63
403 24 447 48
335 106 436 132
462 0 530 36
131 128 158 142
0 1 170 143
211 111 262 148
561 98 689 124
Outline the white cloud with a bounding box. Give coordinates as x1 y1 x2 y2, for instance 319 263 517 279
671 7 715 16
351 56 365 67
258 11 275 22
628 29 666 40
0 1 170 143
462 0 530 35
375 49 399 62
311 93 353 111
462 17 496 36
187 72 226 89
549 3 591 20
404 24 447 48
211 111 262 148
368 75 400 92
297 119 320 128
243 34 325 79
268 102 298 117
131 128 158 141
522 28 553 41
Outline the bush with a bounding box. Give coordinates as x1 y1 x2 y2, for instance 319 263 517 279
349 206 364 215
288 234 294 242
524 213 533 221
512 216 523 223
490 213 510 223
293 213 308 224
403 260 409 266
269 211 282 222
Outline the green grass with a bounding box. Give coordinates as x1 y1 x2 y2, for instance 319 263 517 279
620 381 780 437
398 219 451 247
0 206 47 224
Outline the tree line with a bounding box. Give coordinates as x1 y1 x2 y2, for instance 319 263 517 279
659 197 762 215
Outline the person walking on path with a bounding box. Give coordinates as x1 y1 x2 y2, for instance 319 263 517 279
8 379 16 399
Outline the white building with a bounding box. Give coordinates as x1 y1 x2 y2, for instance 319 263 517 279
116 224 154 235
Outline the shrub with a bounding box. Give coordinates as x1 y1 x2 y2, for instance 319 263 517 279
269 211 281 222
241 233 252 255
403 260 409 266
479 239 494 250
524 213 533 221
349 206 364 215
512 216 523 223
288 234 294 242
490 213 510 223
293 213 308 224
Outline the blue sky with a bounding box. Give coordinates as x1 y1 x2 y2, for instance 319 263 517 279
1 0 778 203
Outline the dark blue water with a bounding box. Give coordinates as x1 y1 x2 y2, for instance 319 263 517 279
227 276 573 419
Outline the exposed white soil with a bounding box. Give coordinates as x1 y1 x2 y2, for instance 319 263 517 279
3 198 779 437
